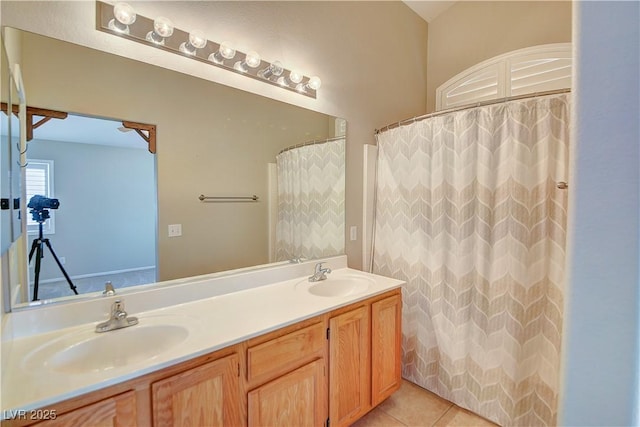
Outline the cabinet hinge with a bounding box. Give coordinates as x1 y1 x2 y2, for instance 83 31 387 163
326 327 330 340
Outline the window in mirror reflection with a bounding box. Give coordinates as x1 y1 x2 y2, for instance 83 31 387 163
26 159 55 234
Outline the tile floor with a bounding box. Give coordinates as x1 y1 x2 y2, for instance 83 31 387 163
352 380 499 427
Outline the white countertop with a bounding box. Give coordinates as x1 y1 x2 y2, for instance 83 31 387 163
0 265 403 415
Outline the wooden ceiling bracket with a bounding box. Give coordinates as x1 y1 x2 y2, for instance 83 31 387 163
2 103 68 141
26 107 68 141
122 121 157 154
0 102 19 116
32 116 53 131
3 104 156 153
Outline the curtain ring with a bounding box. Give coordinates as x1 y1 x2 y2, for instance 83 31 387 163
17 160 28 168
16 141 28 155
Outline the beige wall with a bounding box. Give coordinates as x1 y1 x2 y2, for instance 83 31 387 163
426 1 572 112
19 31 335 281
1 1 429 273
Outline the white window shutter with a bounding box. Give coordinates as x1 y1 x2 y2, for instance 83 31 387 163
436 43 572 111
26 159 55 234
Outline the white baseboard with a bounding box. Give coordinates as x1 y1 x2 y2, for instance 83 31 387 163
31 266 156 285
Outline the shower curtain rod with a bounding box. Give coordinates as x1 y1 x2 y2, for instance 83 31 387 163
278 135 345 155
375 88 571 134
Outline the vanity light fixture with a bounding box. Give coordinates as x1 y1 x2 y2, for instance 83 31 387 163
96 1 320 98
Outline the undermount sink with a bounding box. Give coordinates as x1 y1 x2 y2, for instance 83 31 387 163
23 316 191 375
298 274 374 297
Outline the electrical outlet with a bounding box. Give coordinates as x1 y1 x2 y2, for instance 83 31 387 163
168 224 182 237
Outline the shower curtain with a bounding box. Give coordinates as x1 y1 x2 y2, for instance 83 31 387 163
372 94 569 426
275 138 345 261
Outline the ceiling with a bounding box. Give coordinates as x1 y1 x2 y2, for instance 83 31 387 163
402 1 457 22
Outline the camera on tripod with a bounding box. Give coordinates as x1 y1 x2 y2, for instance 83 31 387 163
27 194 77 300
28 195 60 223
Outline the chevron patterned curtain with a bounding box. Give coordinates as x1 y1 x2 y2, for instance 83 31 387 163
275 138 345 261
373 94 570 426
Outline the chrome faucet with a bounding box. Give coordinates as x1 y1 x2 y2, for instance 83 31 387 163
308 262 331 282
102 281 116 296
95 299 139 333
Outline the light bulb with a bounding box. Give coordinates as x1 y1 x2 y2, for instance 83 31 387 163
180 30 207 55
289 70 303 84
307 76 322 90
208 42 236 64
258 61 284 80
155 17 174 37
145 16 174 45
245 52 261 68
234 51 261 73
276 70 303 87
296 76 322 93
108 2 136 34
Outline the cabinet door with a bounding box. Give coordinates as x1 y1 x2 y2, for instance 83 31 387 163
152 354 241 427
371 293 402 406
247 359 326 427
328 306 370 427
32 391 136 427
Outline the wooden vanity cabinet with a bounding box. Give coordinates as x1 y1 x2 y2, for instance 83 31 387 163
247 359 326 426
2 346 243 427
30 391 136 427
327 291 403 427
328 306 370 426
9 288 402 427
151 353 241 427
245 318 328 427
371 293 402 406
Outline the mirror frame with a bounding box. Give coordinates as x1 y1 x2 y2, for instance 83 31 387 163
2 26 29 312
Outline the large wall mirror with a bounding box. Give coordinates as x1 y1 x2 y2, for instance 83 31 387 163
3 28 346 310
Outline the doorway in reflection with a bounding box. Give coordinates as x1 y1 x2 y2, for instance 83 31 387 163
26 114 156 300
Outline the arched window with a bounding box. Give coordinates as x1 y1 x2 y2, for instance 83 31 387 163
436 43 571 110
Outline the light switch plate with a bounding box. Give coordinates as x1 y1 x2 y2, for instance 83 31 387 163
350 226 357 241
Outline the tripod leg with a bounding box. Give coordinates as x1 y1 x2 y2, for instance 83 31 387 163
32 241 43 301
43 239 78 295
28 238 39 263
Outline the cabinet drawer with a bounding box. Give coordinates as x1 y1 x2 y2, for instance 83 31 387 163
248 321 325 384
